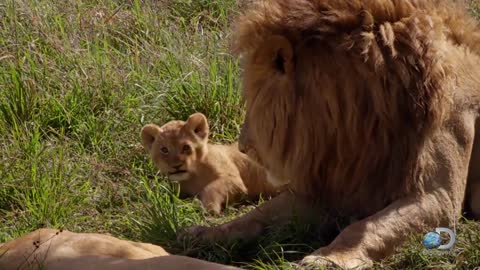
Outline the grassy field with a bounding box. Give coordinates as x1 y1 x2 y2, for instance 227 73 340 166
1 0 479 269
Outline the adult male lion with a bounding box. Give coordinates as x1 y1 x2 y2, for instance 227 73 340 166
183 0 480 268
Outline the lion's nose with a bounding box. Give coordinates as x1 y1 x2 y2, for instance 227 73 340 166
238 142 247 154
172 164 183 170
238 123 248 153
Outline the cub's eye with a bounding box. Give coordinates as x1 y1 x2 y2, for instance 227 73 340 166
182 144 191 154
160 147 169 154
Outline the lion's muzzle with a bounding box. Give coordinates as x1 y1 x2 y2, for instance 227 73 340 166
238 122 249 154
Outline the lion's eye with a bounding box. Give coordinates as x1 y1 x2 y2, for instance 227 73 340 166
160 147 169 154
182 144 191 154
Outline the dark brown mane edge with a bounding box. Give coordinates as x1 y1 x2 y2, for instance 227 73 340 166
232 0 480 56
229 0 480 215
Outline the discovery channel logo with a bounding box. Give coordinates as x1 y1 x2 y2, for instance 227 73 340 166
422 227 456 250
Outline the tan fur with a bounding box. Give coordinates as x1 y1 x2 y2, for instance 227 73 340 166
182 0 480 269
0 228 240 270
141 112 281 215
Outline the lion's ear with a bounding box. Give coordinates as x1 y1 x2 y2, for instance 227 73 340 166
268 35 294 75
141 124 161 152
185 113 209 141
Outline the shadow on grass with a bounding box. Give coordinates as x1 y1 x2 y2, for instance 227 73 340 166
132 179 352 269
133 177 480 269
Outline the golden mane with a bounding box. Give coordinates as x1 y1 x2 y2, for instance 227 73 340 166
232 0 480 216
178 1 480 268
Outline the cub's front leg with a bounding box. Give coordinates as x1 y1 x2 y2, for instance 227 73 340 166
197 180 229 215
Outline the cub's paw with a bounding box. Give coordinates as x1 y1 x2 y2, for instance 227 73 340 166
202 202 222 216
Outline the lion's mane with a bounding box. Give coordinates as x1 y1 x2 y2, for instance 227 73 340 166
233 0 480 216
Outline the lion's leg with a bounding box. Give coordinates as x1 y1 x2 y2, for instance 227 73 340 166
468 181 480 219
466 119 480 219
300 193 456 269
300 115 475 269
180 191 319 243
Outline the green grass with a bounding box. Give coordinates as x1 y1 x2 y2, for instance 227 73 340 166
0 1 479 270
471 0 480 19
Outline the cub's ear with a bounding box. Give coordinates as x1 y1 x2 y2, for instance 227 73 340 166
260 35 294 75
141 124 161 152
185 113 209 141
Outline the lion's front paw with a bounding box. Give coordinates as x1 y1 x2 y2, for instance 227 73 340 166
177 225 207 241
296 252 372 270
177 225 227 244
294 255 337 269
177 225 208 243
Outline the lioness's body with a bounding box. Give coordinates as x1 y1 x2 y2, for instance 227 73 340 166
0 228 239 270
141 113 279 214
182 0 480 269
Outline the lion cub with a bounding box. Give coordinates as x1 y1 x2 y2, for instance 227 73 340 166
141 113 280 215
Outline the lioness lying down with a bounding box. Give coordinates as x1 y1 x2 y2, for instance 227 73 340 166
0 228 240 270
141 112 281 214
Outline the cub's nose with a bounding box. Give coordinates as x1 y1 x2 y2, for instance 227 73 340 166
172 164 183 170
